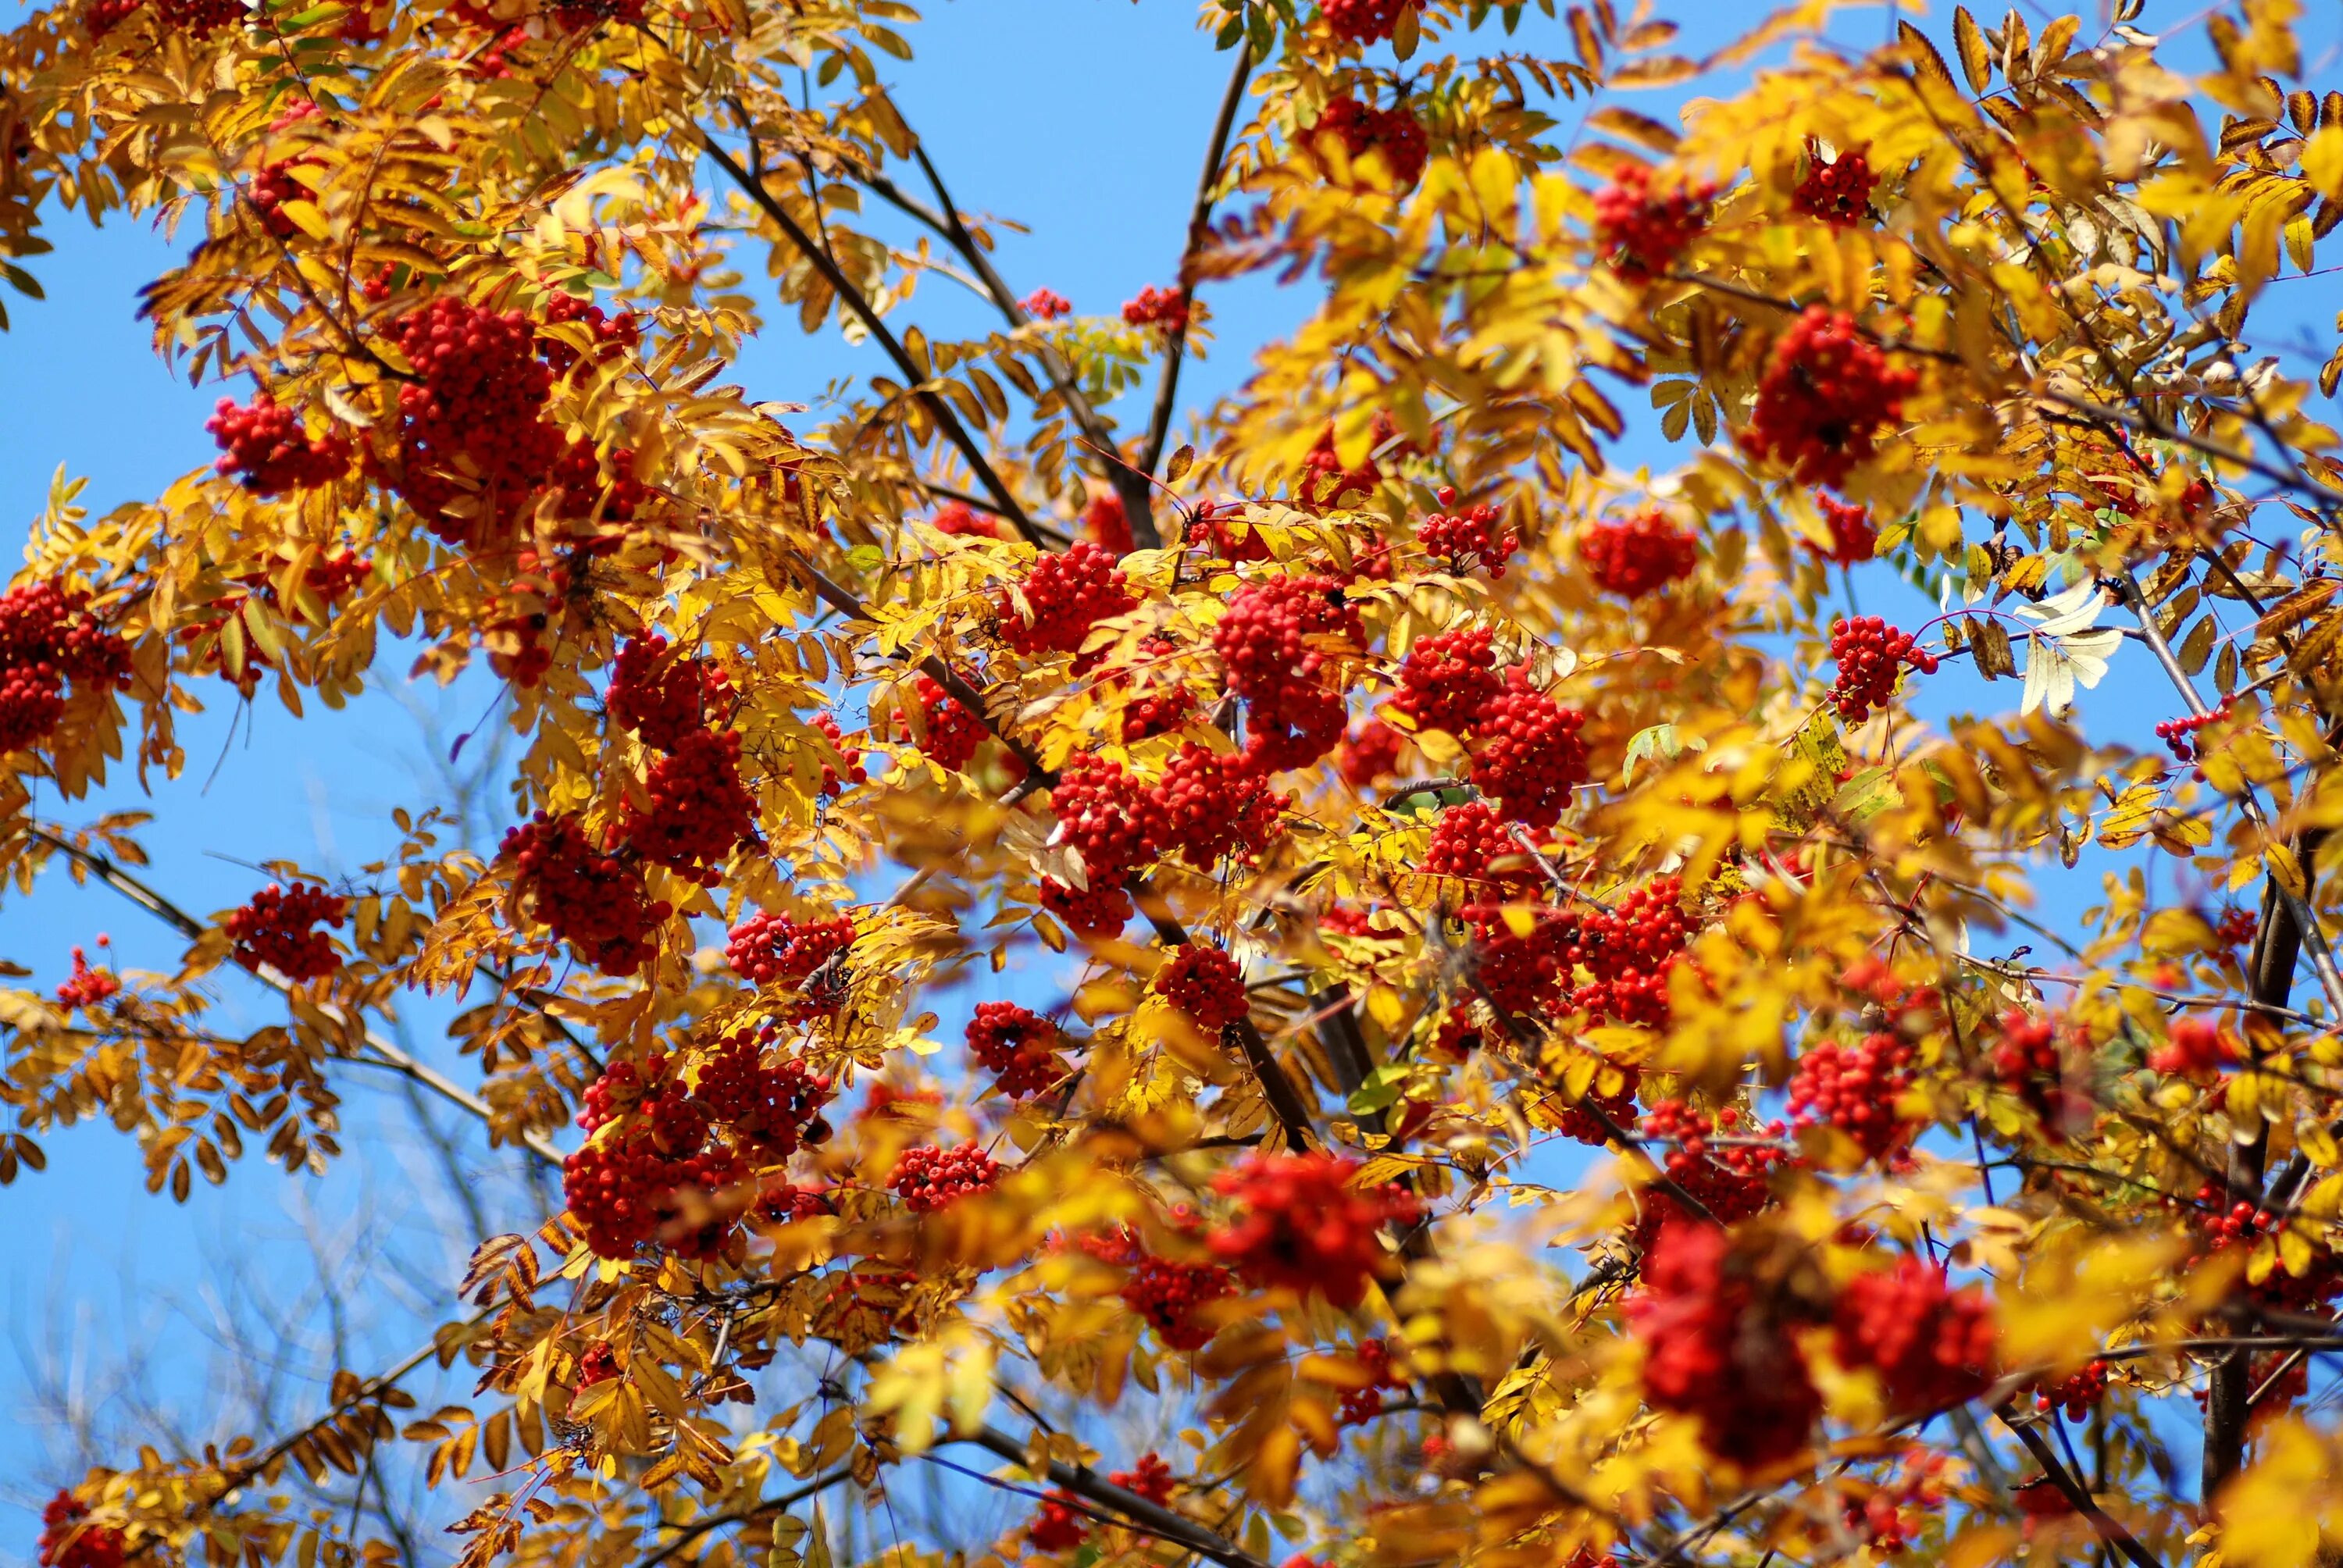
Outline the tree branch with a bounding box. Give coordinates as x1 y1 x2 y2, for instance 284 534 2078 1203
23 827 567 1171
695 128 1047 548
1139 43 1254 480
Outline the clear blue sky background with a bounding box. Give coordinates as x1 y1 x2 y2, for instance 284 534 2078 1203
4 0 2339 1554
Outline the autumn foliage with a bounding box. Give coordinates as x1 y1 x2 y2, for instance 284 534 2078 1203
11 2 2343 1568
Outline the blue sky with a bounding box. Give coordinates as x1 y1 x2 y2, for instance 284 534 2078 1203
5 0 2342 1552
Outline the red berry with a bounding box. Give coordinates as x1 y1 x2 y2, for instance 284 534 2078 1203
1592 165 1716 278
1810 495 1878 565
1787 1032 1917 1161
55 943 119 1010
998 540 1138 663
209 394 351 495
1150 742 1287 867
1082 491 1134 554
1792 143 1878 227
890 1142 1000 1211
1154 946 1250 1032
1581 509 1697 600
38 1492 125 1568
1389 627 1502 738
502 813 666 975
1108 1452 1176 1505
1020 287 1072 321
930 500 1005 540
1828 617 1937 725
1831 1256 1997 1413
223 882 348 982
966 1001 1063 1098
1319 0 1411 46
607 634 731 753
1467 669 1589 829
895 674 988 772
1040 875 1133 939
1740 307 1919 491
1122 285 1190 337
621 728 756 880
1336 718 1404 788
1317 97 1428 190
1207 1152 1421 1309
1416 493 1517 577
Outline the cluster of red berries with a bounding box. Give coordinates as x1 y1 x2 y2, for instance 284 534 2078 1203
1828 617 1938 724
1988 1010 2090 1128
1114 636 1197 742
1050 753 1159 886
2216 904 2259 948
1568 878 1696 1023
1320 0 1411 45
565 1046 828 1259
607 636 731 752
386 298 565 544
890 1142 1001 1211
0 580 131 756
208 394 351 495
1742 307 1919 490
1842 1451 1946 1556
1111 1452 1175 1505
1118 1245 1236 1350
89 0 241 34
178 550 373 697
1335 1337 1406 1424
1040 875 1135 939
1153 741 1289 865
725 911 855 1017
551 440 646 526
1792 144 1878 226
224 882 348 981
897 674 988 772
1464 902 1574 1017
2149 1016 2235 1079
1786 1032 1917 1161
248 141 320 244
1391 627 1503 736
998 540 1138 664
576 1342 620 1387
690 1035 835 1156
2155 704 2226 766
1122 285 1190 337
501 811 671 974
755 1177 833 1225
813 713 867 797
1214 573 1361 773
1318 97 1428 189
1336 718 1404 787
620 729 755 881
1832 1256 1998 1413
56 941 119 1010
1154 945 1250 1032
1545 1060 1642 1145
1019 287 1072 321
1207 1152 1421 1308
1081 492 1134 554
1642 1098 1789 1226
1811 495 1878 565
1627 1223 1821 1470
1425 800 1535 893
476 549 571 689
1299 422 1386 508
1581 510 1697 600
1469 671 1592 829
37 1492 124 1568
1592 164 1716 277
2033 1358 2111 1420
1025 1491 1091 1552
538 290 642 373
966 1002 1062 1098
930 501 1004 540
1416 489 1517 576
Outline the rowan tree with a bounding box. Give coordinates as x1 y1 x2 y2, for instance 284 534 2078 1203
9 2 2343 1568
